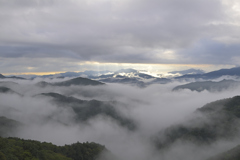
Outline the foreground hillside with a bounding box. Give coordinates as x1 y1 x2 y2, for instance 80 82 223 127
0 137 106 160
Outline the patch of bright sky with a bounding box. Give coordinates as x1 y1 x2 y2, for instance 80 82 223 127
3 62 235 77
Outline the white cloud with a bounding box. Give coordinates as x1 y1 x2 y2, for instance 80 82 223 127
2 78 240 159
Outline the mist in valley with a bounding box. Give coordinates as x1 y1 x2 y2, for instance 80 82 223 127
1 77 240 160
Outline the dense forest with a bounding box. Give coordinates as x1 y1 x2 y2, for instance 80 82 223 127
0 137 106 160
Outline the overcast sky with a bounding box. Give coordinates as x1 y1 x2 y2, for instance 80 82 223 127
0 0 240 74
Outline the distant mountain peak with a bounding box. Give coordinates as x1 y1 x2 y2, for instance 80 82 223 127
0 74 5 78
36 77 105 87
174 67 240 80
114 68 138 74
169 68 205 75
172 79 240 92
54 77 105 86
0 74 25 79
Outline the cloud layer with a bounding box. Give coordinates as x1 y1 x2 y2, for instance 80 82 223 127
1 0 240 73
2 78 240 159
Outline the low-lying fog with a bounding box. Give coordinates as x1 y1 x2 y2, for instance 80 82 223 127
1 77 240 160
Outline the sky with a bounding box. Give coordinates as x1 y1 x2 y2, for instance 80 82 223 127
0 0 240 75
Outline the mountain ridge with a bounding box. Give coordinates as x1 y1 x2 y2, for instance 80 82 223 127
37 92 137 130
154 95 240 150
173 79 240 92
36 77 105 87
175 67 240 80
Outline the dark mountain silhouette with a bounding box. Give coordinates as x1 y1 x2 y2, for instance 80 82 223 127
0 87 14 93
150 78 172 84
95 68 171 87
98 69 155 79
203 67 240 79
100 77 146 87
97 74 115 79
173 79 240 92
36 81 50 87
114 68 138 74
31 70 111 79
169 68 205 75
154 96 240 150
0 116 22 137
7 76 25 80
0 74 25 80
175 67 240 80
100 76 171 87
38 92 136 130
36 77 105 87
54 77 104 86
0 74 5 78
0 86 21 96
113 69 156 79
137 73 155 79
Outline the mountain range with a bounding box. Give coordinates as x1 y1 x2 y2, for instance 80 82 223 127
174 67 240 80
1 66 239 80
1 67 240 88
0 74 25 80
173 79 240 92
169 68 205 75
37 92 136 130
36 77 105 87
2 67 240 159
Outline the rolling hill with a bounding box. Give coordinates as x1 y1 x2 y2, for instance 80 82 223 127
38 92 136 130
0 137 106 160
36 77 105 87
154 96 240 149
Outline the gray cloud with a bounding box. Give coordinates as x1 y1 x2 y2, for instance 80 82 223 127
178 39 240 64
0 0 239 73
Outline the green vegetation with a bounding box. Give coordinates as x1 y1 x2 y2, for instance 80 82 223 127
0 116 21 137
154 96 240 149
39 92 137 130
0 137 106 160
36 77 105 87
224 96 240 118
54 77 105 86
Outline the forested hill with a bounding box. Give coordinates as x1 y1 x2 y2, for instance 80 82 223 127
38 92 137 131
154 95 240 150
0 137 106 160
36 77 105 87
